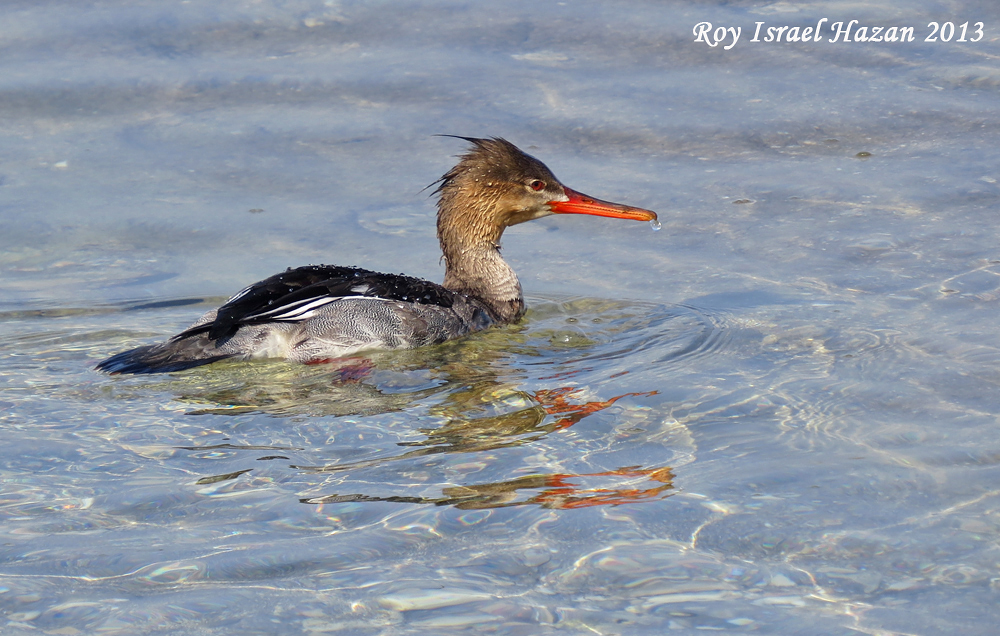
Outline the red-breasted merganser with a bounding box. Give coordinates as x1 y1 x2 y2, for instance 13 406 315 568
97 137 657 374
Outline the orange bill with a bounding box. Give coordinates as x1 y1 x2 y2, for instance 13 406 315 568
548 187 657 222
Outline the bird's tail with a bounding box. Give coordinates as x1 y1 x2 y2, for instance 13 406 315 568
95 336 234 375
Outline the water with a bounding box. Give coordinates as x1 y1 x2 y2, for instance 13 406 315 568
2 0 1000 634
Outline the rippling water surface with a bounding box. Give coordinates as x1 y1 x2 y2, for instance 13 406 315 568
2 0 1000 634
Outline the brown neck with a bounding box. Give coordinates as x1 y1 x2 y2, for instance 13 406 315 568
441 242 525 323
437 188 525 324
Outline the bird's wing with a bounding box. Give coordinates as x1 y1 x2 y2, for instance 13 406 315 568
174 265 458 342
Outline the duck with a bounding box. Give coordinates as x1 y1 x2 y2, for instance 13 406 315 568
96 137 657 374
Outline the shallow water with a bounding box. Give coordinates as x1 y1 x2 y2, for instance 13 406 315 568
3 0 1000 634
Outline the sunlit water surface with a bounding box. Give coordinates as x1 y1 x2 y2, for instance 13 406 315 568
2 1 1000 634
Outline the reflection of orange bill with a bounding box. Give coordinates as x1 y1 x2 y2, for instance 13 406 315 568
534 387 659 429
524 466 676 509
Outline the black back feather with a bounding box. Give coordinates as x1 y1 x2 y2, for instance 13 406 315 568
177 265 459 342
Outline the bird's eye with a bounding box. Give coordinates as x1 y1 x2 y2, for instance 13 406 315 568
528 180 546 191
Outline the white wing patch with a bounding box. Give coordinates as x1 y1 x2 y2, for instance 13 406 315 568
248 294 395 323
252 296 342 322
227 284 255 303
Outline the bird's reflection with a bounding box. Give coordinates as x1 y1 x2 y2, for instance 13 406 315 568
301 466 675 510
287 381 672 509
177 327 668 510
291 386 658 472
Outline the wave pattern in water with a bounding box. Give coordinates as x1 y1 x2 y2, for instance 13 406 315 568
3 287 1000 635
